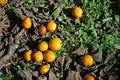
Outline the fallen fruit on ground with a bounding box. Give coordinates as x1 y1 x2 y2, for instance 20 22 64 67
23 50 33 61
85 74 95 80
82 54 94 67
38 26 46 35
72 7 83 18
43 50 56 62
32 51 43 62
39 64 50 74
49 38 62 50
22 17 32 29
0 0 8 5
46 21 57 32
38 41 48 51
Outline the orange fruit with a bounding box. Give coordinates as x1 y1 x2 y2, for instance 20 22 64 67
22 17 32 29
38 26 46 35
82 54 94 67
49 38 62 50
85 75 95 80
23 50 33 61
0 0 8 5
72 7 83 18
43 50 56 62
39 65 50 74
38 41 48 51
32 51 43 62
46 21 57 32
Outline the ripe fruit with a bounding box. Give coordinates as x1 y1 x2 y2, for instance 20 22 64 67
72 7 83 18
43 50 56 62
38 26 46 35
32 51 43 62
22 17 32 29
85 75 95 80
24 50 33 61
46 21 57 32
0 0 8 5
39 65 50 74
82 54 94 67
49 38 62 50
38 41 48 51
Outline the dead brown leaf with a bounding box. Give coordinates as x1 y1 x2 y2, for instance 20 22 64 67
31 71 39 77
54 55 72 71
17 70 32 80
22 8 34 18
108 74 118 80
103 64 114 73
48 70 57 80
72 47 88 56
15 0 27 7
66 70 82 80
0 8 5 16
34 0 43 4
37 75 47 80
92 52 102 62
14 8 25 20
0 44 16 69
89 44 99 53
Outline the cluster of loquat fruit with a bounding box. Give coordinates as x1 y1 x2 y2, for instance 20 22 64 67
22 14 62 74
23 37 62 74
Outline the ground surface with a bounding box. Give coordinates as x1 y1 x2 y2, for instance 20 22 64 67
0 0 120 80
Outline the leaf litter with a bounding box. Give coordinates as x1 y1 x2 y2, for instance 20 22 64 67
0 0 119 80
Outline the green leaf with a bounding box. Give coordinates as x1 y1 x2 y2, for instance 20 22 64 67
2 75 14 80
18 42 26 48
51 8 60 16
92 28 98 38
114 15 119 23
102 17 112 22
0 72 3 76
28 0 33 4
81 0 88 6
58 16 63 22
45 11 50 18
114 44 120 49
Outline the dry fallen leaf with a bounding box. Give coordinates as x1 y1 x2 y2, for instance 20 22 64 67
0 44 16 69
54 55 72 71
17 70 32 80
72 47 88 56
48 70 57 80
108 74 118 80
36 75 47 80
31 71 39 77
66 70 82 80
14 8 25 20
89 44 99 53
92 52 102 62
